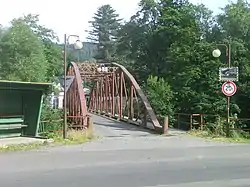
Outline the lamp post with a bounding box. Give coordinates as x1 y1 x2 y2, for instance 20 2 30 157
212 43 231 137
63 34 83 139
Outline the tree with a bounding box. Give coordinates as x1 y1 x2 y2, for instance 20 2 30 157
115 0 161 82
146 75 174 120
116 0 234 118
15 14 63 80
88 4 122 61
0 19 48 82
16 14 58 42
0 24 4 39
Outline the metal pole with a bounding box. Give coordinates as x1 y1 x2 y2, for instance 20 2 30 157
226 97 230 137
226 43 231 137
228 43 231 67
63 34 67 139
215 43 232 137
78 50 80 62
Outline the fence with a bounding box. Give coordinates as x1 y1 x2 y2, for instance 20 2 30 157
229 117 250 131
173 113 220 131
38 119 63 136
172 112 250 134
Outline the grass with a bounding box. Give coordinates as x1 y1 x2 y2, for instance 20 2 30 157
189 129 250 143
0 129 95 153
53 129 95 145
0 142 46 152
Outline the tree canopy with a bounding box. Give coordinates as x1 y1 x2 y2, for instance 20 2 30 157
0 18 48 81
88 4 122 61
0 14 63 82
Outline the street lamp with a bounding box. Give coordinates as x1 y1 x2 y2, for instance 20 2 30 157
74 40 83 61
212 43 231 66
74 40 83 50
63 34 83 139
212 43 231 137
212 49 221 58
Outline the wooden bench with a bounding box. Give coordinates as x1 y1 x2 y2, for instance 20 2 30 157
0 115 27 137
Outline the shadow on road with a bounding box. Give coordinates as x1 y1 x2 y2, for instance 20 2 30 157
91 114 158 137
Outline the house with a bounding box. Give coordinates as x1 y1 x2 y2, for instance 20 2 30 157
49 76 90 109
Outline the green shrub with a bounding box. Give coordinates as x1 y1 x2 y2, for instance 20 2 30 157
39 98 63 137
145 75 174 125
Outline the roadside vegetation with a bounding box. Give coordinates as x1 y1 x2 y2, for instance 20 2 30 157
0 129 94 152
188 120 250 143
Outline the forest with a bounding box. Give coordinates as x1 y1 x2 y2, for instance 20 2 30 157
0 0 250 137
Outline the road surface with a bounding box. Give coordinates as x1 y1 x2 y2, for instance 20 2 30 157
0 114 249 187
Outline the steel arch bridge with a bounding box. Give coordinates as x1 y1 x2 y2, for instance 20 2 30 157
66 61 162 132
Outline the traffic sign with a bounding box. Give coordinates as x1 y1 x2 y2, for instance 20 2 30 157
219 67 238 82
221 81 237 96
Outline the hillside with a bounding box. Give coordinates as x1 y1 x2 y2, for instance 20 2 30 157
58 42 98 61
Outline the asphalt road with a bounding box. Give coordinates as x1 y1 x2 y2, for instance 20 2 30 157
0 114 249 187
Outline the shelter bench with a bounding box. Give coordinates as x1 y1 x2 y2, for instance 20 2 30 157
0 115 27 137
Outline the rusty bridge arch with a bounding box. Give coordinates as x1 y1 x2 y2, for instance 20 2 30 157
66 62 88 129
66 61 162 131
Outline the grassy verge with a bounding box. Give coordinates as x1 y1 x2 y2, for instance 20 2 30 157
188 129 250 143
52 129 95 145
0 129 95 152
0 142 47 152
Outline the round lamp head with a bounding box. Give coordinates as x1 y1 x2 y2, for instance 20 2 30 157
212 49 221 58
74 40 83 50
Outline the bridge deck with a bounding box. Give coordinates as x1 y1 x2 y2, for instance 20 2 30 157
91 114 186 138
91 114 155 138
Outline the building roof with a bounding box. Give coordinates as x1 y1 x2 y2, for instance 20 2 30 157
0 80 52 91
58 76 75 92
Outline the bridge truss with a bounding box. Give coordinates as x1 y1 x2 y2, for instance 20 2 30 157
66 62 162 132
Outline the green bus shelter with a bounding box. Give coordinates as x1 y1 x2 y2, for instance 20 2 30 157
0 80 51 138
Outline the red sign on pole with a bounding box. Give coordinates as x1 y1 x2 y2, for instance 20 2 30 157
221 81 237 97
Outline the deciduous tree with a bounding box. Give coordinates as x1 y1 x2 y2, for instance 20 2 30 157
0 19 48 82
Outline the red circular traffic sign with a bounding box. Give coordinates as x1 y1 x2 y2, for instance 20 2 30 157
221 81 237 96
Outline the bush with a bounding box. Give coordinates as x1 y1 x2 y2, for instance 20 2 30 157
204 117 226 137
39 101 63 138
145 75 174 125
193 117 250 139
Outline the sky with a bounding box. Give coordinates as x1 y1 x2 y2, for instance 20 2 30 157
0 0 235 43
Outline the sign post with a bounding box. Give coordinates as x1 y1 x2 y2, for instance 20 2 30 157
221 81 237 137
213 42 235 137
